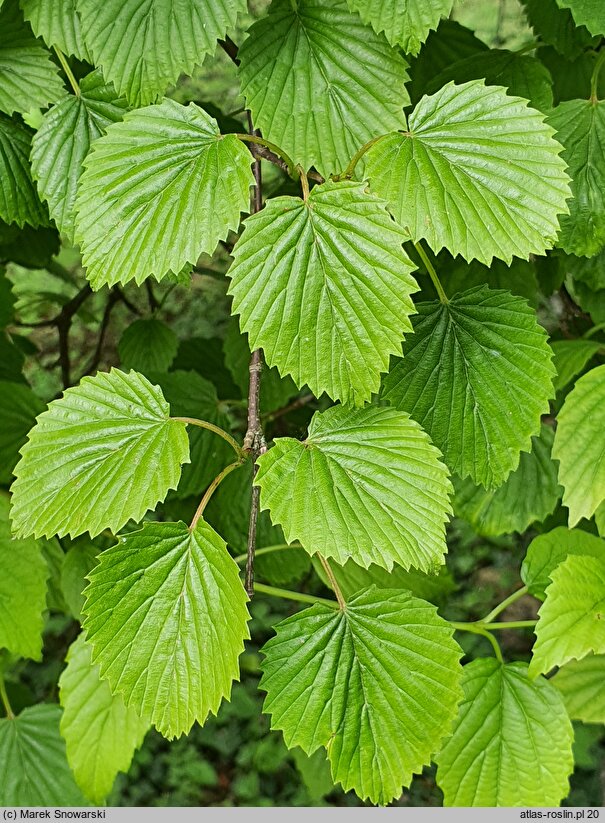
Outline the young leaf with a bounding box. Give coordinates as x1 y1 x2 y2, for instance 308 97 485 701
555 0 605 36
549 100 605 257
381 287 555 488
346 0 453 55
366 80 571 265
260 587 463 805
75 0 247 107
435 660 574 806
238 0 409 177
118 318 178 374
10 368 190 539
20 0 89 60
0 705 89 805
0 381 45 484
31 69 128 241
59 634 149 803
75 99 254 289
529 554 605 676
255 404 452 572
0 493 48 660
521 527 605 600
0 115 47 228
552 364 605 524
228 181 418 405
83 520 250 739
453 426 562 537
551 339 601 391
0 0 65 117
551 653 605 724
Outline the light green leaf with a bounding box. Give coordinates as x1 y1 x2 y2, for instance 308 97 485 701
83 520 250 739
553 364 605 524
550 100 605 257
453 426 562 537
522 0 599 59
31 69 128 240
20 0 89 60
75 0 246 107
0 381 45 484
0 493 48 660
59 634 149 803
555 0 605 36
239 0 409 177
255 405 452 572
60 540 99 621
41 536 67 612
0 705 89 805
292 748 334 802
346 0 453 55
530 553 605 676
521 526 604 599
381 287 555 488
597 501 605 536
435 660 574 806
0 0 65 116
75 99 253 289
552 653 605 724
228 181 418 405
551 339 601 391
10 368 190 539
260 587 463 805
118 318 178 374
146 370 233 499
366 80 571 265
0 115 47 228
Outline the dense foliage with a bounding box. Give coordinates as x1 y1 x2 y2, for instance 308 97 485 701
1 0 605 808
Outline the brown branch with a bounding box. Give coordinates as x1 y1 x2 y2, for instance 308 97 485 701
263 393 315 423
84 288 120 376
54 284 92 388
218 36 240 66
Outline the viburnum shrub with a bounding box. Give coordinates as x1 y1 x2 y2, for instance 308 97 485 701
1 0 605 808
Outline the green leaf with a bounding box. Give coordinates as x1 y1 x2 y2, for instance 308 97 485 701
346 0 453 55
146 370 233 499
75 0 246 107
0 381 45 484
118 318 178 374
567 247 605 289
83 520 250 738
551 339 601 391
260 587 463 805
291 748 335 802
41 536 66 612
228 181 418 405
441 257 539 306
75 99 253 289
522 0 600 58
59 634 149 803
0 0 65 116
521 526 605 600
0 705 89 805
0 493 48 660
538 45 605 104
60 539 99 621
435 660 574 806
20 0 89 60
529 553 605 676
238 0 409 177
555 0 605 36
553 364 605 524
0 269 14 327
255 404 452 572
381 287 555 488
453 425 562 536
549 101 605 257
31 69 128 241
0 115 47 228
10 368 190 539
0 221 59 269
366 80 571 265
552 653 605 724
255 546 311 588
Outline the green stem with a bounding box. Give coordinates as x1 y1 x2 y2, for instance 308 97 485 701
235 133 297 178
515 38 541 55
297 164 310 201
332 134 387 182
319 555 346 609
190 459 245 530
584 321 605 339
414 240 448 303
482 620 537 630
452 622 503 663
172 417 245 460
54 47 80 96
234 542 300 565
591 49 605 102
482 585 529 623
254 582 338 609
0 674 14 720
